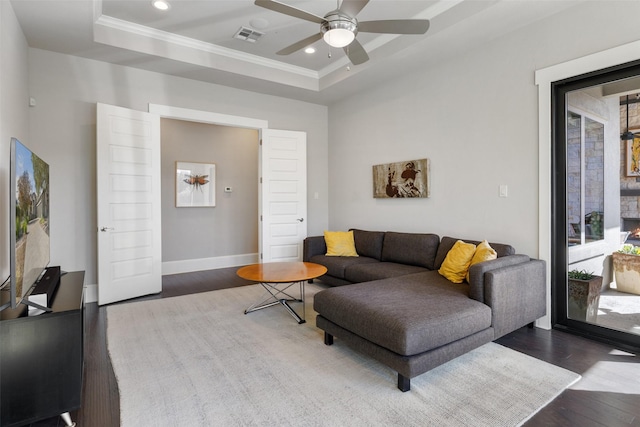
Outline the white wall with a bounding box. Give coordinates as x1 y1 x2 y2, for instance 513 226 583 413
25 48 329 289
327 1 640 258
0 2 29 282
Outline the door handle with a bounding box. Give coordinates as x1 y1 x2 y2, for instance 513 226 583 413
100 227 115 232
297 218 304 222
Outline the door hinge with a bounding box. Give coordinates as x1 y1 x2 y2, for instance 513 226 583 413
260 253 263 260
260 215 263 221
260 177 262 184
259 139 263 146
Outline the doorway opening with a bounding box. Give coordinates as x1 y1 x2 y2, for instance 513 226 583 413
159 118 259 274
149 105 267 276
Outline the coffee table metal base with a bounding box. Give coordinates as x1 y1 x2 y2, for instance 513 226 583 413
244 280 306 324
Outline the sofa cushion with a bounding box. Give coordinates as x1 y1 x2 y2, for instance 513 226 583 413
380 232 440 269
344 262 428 283
438 240 477 283
313 271 492 356
309 255 378 280
435 236 515 270
324 230 358 256
350 229 385 260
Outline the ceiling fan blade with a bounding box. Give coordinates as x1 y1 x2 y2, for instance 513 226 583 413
344 39 369 65
339 0 370 18
277 33 323 55
358 19 430 34
254 0 325 24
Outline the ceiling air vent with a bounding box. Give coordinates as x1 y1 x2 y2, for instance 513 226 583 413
233 26 264 43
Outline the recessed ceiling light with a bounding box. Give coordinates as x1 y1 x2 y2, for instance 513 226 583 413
304 47 316 54
152 0 170 11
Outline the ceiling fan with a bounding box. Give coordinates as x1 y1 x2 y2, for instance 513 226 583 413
254 0 430 65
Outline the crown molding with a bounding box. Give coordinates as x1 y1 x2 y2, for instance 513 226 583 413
93 14 323 91
95 14 319 78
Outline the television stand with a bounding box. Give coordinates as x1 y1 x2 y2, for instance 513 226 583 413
0 271 84 427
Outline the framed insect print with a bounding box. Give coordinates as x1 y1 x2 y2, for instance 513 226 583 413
176 161 216 207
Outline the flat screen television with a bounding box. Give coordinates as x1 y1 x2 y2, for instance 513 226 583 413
1 138 51 311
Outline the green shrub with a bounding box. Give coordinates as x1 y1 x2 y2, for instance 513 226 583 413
568 269 596 280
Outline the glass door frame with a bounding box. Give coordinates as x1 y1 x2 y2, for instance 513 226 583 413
552 60 640 352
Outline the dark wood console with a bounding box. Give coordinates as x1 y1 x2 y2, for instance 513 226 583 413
1 271 85 427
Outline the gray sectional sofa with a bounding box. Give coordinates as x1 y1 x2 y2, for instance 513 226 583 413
304 229 546 392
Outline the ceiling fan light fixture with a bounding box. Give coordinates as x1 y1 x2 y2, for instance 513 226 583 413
321 12 357 48
255 0 433 65
323 28 355 48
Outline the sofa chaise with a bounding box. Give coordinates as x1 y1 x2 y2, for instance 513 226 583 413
304 229 546 391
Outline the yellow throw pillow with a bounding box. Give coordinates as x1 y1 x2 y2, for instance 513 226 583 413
466 240 498 282
324 230 358 257
438 240 477 283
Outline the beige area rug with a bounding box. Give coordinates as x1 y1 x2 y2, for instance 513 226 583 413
107 283 580 427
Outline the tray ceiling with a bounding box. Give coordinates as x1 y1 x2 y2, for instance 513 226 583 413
10 0 584 104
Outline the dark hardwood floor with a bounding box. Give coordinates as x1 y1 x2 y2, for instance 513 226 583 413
26 267 639 426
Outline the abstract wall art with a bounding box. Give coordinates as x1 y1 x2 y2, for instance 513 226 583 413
372 158 430 198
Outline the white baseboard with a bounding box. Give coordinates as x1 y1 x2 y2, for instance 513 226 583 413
85 284 98 304
83 253 259 304
162 253 259 276
535 317 551 330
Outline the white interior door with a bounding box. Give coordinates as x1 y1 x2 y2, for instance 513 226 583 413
260 129 307 262
96 103 162 305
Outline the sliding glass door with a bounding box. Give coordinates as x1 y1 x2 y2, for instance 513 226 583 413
552 62 640 351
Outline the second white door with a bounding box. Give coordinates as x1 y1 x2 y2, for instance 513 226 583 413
96 103 162 305
260 129 307 262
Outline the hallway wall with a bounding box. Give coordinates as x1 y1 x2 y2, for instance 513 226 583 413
161 119 259 266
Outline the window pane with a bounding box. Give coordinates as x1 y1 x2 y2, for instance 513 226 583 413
584 117 604 243
567 111 582 246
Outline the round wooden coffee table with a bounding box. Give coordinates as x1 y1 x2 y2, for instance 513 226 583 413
237 262 327 324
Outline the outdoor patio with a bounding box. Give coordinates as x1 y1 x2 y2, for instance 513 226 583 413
594 287 640 335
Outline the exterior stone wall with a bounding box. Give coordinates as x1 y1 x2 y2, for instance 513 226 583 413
567 111 604 242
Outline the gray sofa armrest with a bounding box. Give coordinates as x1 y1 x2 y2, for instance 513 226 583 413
303 236 327 262
484 259 547 338
467 254 531 302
